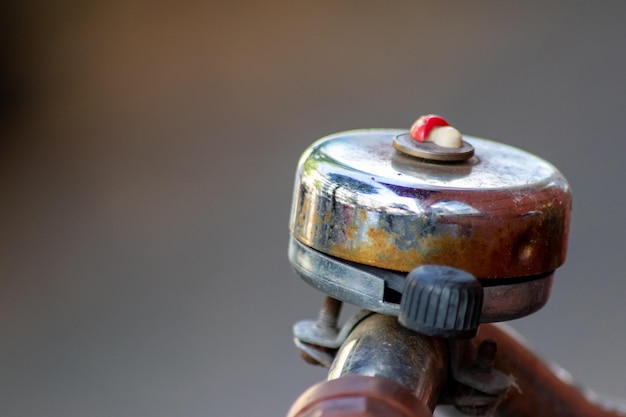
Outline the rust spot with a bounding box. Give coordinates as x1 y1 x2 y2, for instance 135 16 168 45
292 173 571 279
346 224 359 240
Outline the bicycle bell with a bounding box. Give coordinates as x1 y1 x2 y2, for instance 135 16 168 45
289 115 571 338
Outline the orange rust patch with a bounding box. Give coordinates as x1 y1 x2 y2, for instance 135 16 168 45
346 224 359 240
291 182 569 279
324 226 469 272
322 224 541 278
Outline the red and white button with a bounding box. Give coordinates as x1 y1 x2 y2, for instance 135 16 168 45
410 115 463 148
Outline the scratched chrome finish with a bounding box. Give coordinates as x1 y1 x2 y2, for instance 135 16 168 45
290 129 571 278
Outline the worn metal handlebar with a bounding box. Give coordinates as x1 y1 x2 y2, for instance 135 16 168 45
288 313 626 417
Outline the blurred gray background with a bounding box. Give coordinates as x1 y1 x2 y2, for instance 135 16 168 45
1 2 626 416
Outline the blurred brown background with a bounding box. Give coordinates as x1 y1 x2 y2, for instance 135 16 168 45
2 2 626 416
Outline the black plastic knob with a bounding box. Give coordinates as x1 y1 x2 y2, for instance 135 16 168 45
399 265 483 338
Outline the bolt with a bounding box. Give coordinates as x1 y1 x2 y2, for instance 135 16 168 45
316 296 342 330
475 339 497 373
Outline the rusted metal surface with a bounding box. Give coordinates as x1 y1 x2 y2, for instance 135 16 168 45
290 129 571 279
477 324 626 417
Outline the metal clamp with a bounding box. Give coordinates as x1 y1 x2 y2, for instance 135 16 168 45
290 236 554 323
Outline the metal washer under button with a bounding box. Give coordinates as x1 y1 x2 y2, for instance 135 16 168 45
393 132 474 162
